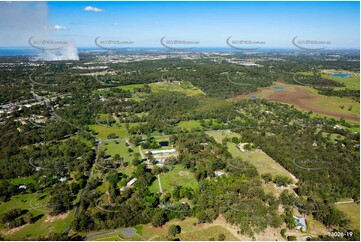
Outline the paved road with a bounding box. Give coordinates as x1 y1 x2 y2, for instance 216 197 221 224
139 146 145 159
334 201 355 205
83 227 137 241
31 82 102 236
157 174 163 193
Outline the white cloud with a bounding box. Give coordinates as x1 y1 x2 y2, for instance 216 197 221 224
84 6 103 12
53 25 66 30
45 24 67 30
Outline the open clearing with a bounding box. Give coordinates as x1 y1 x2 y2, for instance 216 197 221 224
150 82 204 96
229 82 359 122
116 84 144 92
321 70 360 90
88 124 129 140
1 195 74 241
177 120 202 129
335 202 360 230
149 165 198 194
138 216 241 241
205 130 238 143
207 131 296 182
229 146 297 182
101 140 133 163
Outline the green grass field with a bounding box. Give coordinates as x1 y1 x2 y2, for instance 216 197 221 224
138 217 238 241
96 236 122 241
116 84 144 92
296 71 359 90
335 202 360 230
207 130 296 182
150 82 204 96
322 73 360 90
177 120 202 129
88 124 129 140
205 130 240 143
229 144 296 181
102 140 133 163
0 193 41 215
0 193 74 240
9 177 35 186
295 83 360 117
178 225 238 241
149 165 198 194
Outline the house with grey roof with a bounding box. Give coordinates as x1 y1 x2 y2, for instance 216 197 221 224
293 215 307 231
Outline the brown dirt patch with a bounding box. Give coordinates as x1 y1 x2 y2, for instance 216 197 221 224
44 211 70 223
3 224 29 235
229 82 359 122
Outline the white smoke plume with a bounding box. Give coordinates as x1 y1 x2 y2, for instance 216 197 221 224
40 41 79 61
0 2 79 61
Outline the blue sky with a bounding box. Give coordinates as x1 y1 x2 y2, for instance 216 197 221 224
1 1 359 49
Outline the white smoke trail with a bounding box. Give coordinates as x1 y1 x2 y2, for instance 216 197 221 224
40 41 79 61
0 2 79 61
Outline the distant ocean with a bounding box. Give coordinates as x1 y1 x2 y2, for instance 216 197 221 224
1 47 355 57
0 48 42 56
0 47 245 57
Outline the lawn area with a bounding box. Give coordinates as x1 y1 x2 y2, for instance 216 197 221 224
0 193 75 240
95 236 122 241
335 202 360 230
321 132 345 143
321 73 360 90
229 145 296 182
0 193 41 215
9 177 35 186
149 178 160 194
90 232 143 241
140 217 193 239
178 225 238 241
150 165 198 194
177 120 202 129
116 84 144 92
207 130 296 182
139 217 239 241
102 140 133 163
205 130 239 143
150 82 204 96
296 71 359 90
88 124 128 140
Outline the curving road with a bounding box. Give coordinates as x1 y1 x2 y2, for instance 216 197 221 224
83 227 137 241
